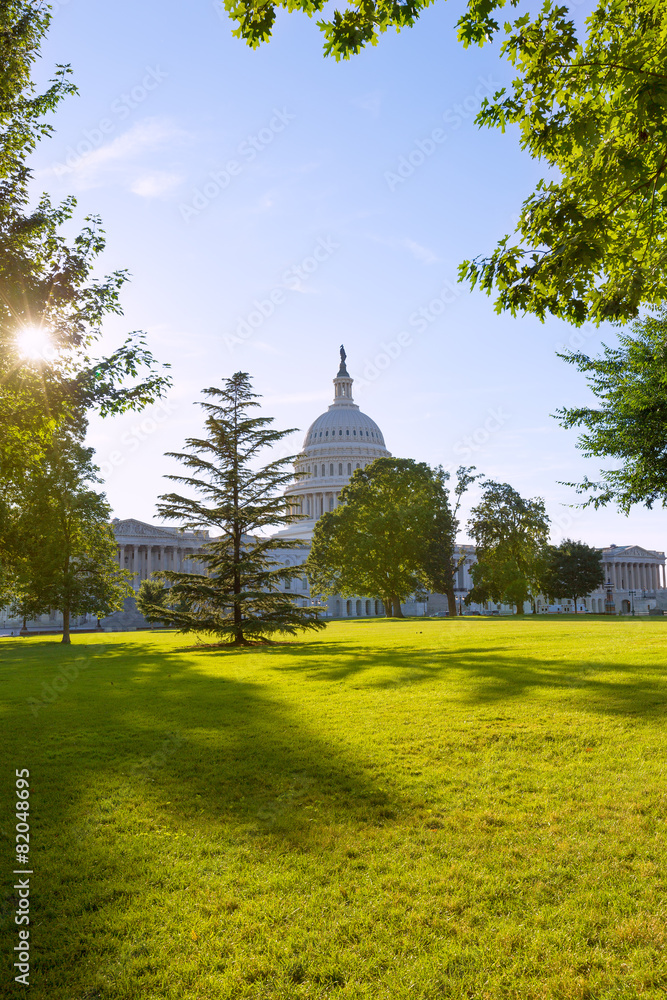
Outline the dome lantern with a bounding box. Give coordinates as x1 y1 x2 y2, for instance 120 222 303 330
332 344 355 405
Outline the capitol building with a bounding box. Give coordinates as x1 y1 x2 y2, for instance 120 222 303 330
2 349 666 632
92 348 667 625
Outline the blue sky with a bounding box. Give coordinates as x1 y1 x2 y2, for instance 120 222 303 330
29 0 666 550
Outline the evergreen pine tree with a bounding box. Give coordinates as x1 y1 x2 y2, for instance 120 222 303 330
152 372 327 645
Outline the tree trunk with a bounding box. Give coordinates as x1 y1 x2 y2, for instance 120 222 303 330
391 595 404 618
233 523 243 645
573 594 578 614
515 603 524 615
61 606 71 644
383 600 393 617
446 587 457 618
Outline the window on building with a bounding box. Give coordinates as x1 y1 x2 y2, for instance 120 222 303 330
330 463 334 476
338 463 343 475
301 577 308 591
356 463 360 469
346 429 349 436
285 578 290 590
321 464 325 476
329 496 334 511
347 463 352 475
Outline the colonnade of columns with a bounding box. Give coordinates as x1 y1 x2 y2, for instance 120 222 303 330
291 492 341 518
605 561 665 591
117 544 205 589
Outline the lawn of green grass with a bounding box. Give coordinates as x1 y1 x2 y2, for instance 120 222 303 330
2 618 667 999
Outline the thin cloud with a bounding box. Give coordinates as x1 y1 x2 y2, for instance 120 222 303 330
403 238 439 265
365 232 440 265
41 118 187 191
131 171 183 198
351 90 382 117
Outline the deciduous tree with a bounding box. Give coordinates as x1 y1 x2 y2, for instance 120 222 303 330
0 1 170 492
556 307 667 512
466 480 549 614
306 458 456 616
7 428 132 642
226 0 667 324
540 539 604 613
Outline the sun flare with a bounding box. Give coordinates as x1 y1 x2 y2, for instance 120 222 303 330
16 326 54 361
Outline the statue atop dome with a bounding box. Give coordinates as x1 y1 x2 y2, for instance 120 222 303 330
337 344 349 378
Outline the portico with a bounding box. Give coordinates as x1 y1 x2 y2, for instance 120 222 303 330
112 519 209 590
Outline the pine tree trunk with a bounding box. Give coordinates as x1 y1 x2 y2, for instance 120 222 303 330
233 522 244 643
446 587 457 618
392 595 404 618
61 606 71 644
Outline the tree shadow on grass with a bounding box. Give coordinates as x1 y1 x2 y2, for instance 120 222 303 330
1 636 405 997
268 639 667 718
1 630 666 997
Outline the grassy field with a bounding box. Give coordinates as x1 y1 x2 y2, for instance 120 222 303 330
2 617 667 999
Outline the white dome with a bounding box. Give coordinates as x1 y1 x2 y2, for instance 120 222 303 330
304 407 387 452
277 347 391 540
